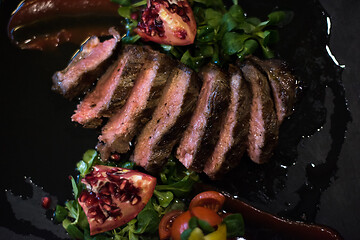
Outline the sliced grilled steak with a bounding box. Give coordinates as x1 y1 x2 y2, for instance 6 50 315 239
52 35 118 100
240 61 279 164
204 65 252 179
177 63 230 172
97 52 176 160
71 45 152 128
248 56 297 124
132 64 199 172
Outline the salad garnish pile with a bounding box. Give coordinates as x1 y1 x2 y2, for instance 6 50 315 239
54 150 244 239
114 0 292 70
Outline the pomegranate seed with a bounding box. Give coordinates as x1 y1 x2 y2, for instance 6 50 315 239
110 153 120 161
130 12 138 20
131 196 139 205
41 196 51 209
80 193 88 203
102 204 112 211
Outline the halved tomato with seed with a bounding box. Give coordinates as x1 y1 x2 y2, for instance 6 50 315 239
189 191 225 212
170 210 192 240
190 206 222 227
159 210 184 240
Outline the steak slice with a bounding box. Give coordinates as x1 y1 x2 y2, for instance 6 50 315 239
97 52 176 160
176 63 230 172
52 35 118 100
240 61 279 164
204 65 252 179
248 56 297 124
71 45 152 128
132 64 199 172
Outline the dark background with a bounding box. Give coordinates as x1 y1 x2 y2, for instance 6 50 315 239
1 0 359 239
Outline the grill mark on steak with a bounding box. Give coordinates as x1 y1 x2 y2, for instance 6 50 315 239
97 52 176 160
248 56 297 124
132 64 199 173
177 63 230 172
71 45 151 128
204 65 252 179
52 35 118 100
240 61 279 164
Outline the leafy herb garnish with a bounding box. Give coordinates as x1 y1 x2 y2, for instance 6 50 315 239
112 0 292 71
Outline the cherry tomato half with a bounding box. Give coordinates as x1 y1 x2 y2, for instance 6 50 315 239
190 206 222 227
170 211 192 240
159 210 183 240
189 191 225 212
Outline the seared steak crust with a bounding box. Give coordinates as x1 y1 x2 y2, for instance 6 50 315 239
52 36 118 100
248 56 297 124
97 52 176 160
71 45 151 128
132 64 199 173
241 61 279 164
204 65 252 179
177 63 230 172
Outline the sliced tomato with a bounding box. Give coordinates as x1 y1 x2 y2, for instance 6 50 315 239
135 0 196 46
159 210 183 240
189 191 225 212
190 206 222 227
170 210 192 240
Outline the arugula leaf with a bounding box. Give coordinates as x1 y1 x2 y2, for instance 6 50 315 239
156 171 199 197
69 176 79 199
237 39 259 60
54 205 68 223
77 149 98 177
222 213 245 237
63 219 84 239
134 202 160 234
222 32 250 55
228 4 245 22
267 10 294 26
118 6 132 19
119 161 136 169
197 25 216 43
221 12 238 32
204 8 222 28
153 190 174 208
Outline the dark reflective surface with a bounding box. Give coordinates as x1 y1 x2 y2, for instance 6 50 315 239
1 0 359 239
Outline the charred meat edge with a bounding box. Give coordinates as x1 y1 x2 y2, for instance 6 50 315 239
248 56 297 124
97 52 176 160
71 45 151 128
204 65 252 179
52 35 118 100
177 63 230 172
132 64 199 173
240 61 279 164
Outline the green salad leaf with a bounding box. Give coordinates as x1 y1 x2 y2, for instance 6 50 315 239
222 213 245 237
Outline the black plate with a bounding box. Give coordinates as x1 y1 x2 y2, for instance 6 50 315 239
1 0 359 239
